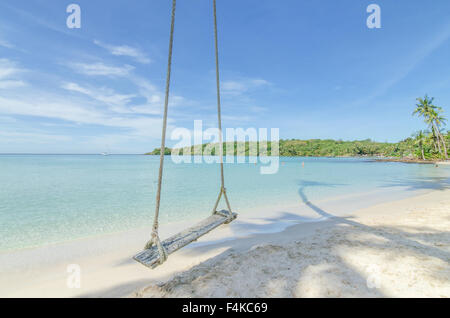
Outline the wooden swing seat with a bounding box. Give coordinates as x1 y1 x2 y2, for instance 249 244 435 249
134 210 237 268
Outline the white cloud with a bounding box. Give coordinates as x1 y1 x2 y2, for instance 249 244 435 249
222 78 270 95
62 82 136 111
94 40 151 64
250 79 270 86
0 80 26 89
0 58 27 89
221 114 252 122
69 62 134 77
129 76 187 113
0 92 163 138
248 105 268 113
63 61 187 115
0 115 17 123
215 77 271 120
62 81 165 116
0 130 71 143
0 58 191 151
0 58 186 152
0 39 14 49
222 81 246 92
0 58 20 79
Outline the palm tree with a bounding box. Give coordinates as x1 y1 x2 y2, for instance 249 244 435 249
413 130 427 160
434 114 448 159
413 95 448 159
427 130 438 152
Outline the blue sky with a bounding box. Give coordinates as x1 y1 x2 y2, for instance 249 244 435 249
0 0 449 154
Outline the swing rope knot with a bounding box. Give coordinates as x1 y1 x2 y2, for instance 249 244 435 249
145 230 168 265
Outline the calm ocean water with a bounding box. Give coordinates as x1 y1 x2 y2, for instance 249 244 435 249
1 155 449 252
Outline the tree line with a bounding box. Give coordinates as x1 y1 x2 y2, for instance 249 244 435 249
147 95 449 161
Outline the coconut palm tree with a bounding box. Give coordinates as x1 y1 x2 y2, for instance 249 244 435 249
434 114 448 159
427 130 438 152
413 130 427 160
413 95 448 159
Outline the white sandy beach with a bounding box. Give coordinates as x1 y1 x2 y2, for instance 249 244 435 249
0 188 449 298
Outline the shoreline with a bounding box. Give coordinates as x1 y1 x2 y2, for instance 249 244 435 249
138 188 450 298
0 183 433 255
374 158 450 165
1 186 449 297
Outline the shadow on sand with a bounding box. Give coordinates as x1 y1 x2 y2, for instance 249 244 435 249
81 178 450 297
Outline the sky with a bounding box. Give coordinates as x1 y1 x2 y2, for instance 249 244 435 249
0 0 449 154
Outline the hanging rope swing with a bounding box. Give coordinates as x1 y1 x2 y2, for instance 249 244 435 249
134 0 237 269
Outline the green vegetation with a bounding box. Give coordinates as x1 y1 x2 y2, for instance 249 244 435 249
146 95 449 160
146 147 172 155
278 139 413 157
146 138 429 158
412 95 448 160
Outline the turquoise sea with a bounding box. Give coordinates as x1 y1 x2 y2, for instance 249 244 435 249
1 155 449 252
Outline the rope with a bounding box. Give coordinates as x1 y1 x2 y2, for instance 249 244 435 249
212 0 233 220
213 0 225 190
145 0 177 264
